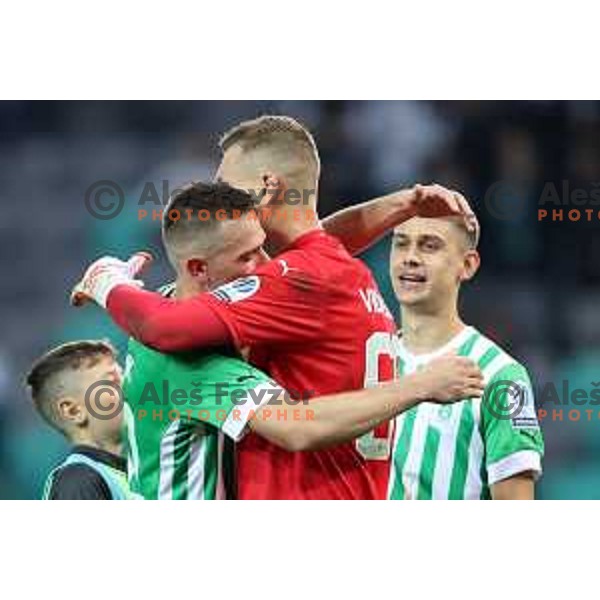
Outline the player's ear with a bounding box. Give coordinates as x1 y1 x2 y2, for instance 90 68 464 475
261 173 287 206
186 258 209 281
459 250 480 282
57 397 86 426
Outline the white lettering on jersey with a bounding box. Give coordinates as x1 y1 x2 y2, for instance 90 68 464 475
359 288 393 319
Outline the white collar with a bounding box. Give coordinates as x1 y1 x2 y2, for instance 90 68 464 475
397 325 475 367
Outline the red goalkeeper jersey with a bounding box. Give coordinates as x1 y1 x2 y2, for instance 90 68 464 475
204 230 397 499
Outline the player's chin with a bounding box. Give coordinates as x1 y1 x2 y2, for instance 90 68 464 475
394 286 431 306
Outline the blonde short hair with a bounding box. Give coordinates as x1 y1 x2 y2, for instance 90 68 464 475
219 115 320 189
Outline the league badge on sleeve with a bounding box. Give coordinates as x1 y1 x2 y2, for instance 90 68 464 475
211 276 261 303
510 380 539 430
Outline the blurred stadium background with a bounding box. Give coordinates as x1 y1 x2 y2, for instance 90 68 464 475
1 100 598 499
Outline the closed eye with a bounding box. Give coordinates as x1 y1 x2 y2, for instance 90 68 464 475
239 246 263 262
393 236 409 248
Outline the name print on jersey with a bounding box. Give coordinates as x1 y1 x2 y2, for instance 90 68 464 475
359 287 393 319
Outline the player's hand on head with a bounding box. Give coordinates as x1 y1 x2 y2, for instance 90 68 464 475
413 184 478 233
450 189 479 235
70 251 152 308
419 352 484 403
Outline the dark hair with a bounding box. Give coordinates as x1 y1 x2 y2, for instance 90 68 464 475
162 180 257 237
26 340 116 428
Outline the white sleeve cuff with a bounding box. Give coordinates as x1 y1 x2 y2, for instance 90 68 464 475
221 381 284 441
487 450 542 485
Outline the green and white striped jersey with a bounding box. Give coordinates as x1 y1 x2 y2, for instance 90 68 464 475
122 338 277 500
388 326 544 500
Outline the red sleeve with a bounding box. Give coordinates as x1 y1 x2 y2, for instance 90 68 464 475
106 231 335 352
204 254 327 349
106 285 233 352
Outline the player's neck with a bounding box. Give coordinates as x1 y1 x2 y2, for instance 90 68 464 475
71 432 122 457
400 305 466 355
263 204 321 254
174 275 207 299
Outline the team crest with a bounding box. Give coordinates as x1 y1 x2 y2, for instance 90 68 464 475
438 405 453 420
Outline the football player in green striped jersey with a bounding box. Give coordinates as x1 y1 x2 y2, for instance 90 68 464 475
123 316 481 500
387 201 544 500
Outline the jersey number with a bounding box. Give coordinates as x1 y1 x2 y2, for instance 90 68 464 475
355 332 397 461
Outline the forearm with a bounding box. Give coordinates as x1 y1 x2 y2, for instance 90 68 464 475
250 373 430 451
106 285 231 352
491 473 535 500
322 189 416 256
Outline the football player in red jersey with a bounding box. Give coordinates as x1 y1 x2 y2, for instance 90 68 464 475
73 116 475 499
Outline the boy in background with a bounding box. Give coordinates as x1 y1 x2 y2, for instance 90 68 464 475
26 340 136 500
